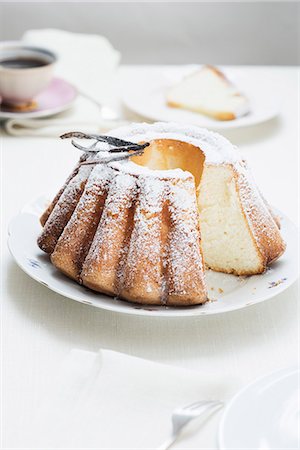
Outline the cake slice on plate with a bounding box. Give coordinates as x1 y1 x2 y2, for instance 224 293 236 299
38 122 285 306
166 65 250 121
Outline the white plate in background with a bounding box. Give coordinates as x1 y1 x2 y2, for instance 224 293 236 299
121 66 281 129
219 367 300 449
8 197 298 318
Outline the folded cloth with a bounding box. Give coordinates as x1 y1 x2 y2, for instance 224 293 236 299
4 29 123 137
19 349 235 449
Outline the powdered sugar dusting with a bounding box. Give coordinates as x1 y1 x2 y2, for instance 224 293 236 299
109 122 240 171
63 164 113 235
235 160 286 263
39 122 285 305
167 178 207 300
50 164 114 276
120 175 166 300
82 171 137 282
38 162 95 253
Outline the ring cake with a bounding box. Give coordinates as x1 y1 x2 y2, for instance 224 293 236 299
38 122 286 306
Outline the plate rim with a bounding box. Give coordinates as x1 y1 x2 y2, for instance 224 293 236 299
218 366 300 449
7 199 299 318
0 77 78 120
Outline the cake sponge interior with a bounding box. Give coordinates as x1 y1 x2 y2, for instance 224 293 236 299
132 138 264 275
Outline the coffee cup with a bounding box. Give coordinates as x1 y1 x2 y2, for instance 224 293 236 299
0 41 56 105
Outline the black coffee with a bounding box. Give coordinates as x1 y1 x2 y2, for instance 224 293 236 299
0 57 48 69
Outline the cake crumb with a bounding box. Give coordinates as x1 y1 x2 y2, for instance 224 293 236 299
268 278 287 289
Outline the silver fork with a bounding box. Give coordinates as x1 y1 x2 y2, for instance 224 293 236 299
157 400 223 450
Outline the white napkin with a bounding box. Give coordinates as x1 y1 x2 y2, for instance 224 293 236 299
21 349 234 449
4 29 123 137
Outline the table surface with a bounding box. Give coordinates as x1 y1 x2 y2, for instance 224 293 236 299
1 65 299 449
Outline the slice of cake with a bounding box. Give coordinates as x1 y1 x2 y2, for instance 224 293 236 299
166 65 250 121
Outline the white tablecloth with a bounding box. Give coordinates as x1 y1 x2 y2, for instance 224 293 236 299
1 65 299 449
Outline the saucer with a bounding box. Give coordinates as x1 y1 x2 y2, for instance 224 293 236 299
219 367 299 449
0 77 77 119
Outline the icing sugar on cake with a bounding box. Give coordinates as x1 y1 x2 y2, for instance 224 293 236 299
109 122 241 171
38 122 286 306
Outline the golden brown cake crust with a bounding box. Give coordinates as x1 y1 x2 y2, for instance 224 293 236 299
167 100 236 121
233 163 286 272
38 161 208 306
37 123 285 306
38 163 94 254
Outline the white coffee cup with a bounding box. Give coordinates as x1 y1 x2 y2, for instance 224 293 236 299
0 41 56 105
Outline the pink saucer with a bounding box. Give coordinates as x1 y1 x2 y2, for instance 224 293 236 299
0 77 77 119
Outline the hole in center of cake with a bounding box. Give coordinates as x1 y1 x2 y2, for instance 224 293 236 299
130 139 205 186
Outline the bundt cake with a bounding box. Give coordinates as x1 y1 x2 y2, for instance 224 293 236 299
38 122 286 306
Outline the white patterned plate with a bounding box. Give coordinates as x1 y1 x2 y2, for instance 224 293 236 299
219 367 300 449
7 197 298 317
